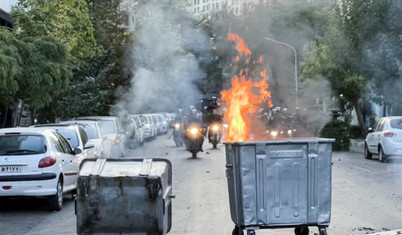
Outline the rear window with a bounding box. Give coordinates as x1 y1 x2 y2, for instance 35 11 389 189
0 135 46 155
140 116 149 124
390 119 402 129
97 120 116 134
55 128 79 148
81 124 99 139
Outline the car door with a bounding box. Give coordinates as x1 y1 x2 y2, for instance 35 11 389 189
49 133 76 187
369 119 385 154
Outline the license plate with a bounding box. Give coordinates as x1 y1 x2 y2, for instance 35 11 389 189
0 165 22 173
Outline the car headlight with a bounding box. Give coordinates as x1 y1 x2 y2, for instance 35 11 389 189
288 130 292 135
174 123 180 129
271 131 278 137
190 128 198 135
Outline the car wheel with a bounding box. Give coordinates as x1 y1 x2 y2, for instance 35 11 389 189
378 146 387 163
48 178 63 211
364 144 372 159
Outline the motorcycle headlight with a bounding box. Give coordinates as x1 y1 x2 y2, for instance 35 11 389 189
174 123 180 129
288 130 292 135
271 131 278 137
190 128 198 135
212 125 219 131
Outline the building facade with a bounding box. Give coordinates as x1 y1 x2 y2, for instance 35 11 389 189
190 0 272 15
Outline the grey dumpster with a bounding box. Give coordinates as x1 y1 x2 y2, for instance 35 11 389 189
75 158 173 235
224 138 334 235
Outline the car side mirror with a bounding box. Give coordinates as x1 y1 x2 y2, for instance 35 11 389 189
73 147 82 155
368 127 373 133
84 143 95 150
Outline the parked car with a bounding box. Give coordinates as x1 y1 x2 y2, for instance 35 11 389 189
157 114 169 135
123 115 145 149
59 120 111 158
365 116 402 162
0 128 83 211
32 124 95 159
75 116 125 157
151 114 163 135
139 114 157 140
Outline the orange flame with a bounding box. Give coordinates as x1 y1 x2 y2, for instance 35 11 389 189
221 34 273 141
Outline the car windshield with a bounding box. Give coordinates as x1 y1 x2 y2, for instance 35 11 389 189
390 119 402 129
0 135 46 155
55 128 79 148
98 120 116 134
80 124 99 139
140 116 148 124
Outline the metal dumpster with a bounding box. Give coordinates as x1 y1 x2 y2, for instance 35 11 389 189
224 138 334 235
75 158 173 235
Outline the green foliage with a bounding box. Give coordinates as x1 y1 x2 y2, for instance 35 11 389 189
349 125 362 139
0 29 20 106
0 29 70 111
11 0 98 61
59 50 114 118
320 119 350 151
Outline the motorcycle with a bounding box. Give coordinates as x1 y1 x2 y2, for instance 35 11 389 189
208 123 221 149
172 122 184 147
184 123 205 158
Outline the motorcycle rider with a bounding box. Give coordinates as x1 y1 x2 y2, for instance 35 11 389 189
202 96 223 143
184 107 206 152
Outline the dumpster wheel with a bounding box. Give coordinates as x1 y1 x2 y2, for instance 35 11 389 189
294 225 309 235
232 226 243 235
318 226 328 235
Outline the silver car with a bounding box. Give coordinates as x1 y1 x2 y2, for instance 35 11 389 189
60 120 111 158
75 116 125 157
365 116 402 162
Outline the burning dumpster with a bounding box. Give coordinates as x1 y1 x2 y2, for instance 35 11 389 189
225 139 334 235
75 158 173 235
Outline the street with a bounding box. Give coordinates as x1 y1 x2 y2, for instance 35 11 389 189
0 132 401 235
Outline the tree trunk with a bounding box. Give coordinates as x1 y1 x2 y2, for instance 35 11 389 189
353 99 365 137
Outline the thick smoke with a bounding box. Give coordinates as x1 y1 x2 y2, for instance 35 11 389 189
116 1 209 115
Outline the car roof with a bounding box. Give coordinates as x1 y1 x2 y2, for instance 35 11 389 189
0 127 53 135
60 120 98 125
76 116 118 121
33 123 79 128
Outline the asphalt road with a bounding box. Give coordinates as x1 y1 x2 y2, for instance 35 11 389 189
0 132 401 235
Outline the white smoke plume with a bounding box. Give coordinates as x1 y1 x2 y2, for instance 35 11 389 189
117 0 209 114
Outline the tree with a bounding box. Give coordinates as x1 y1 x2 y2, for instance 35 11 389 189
0 29 20 107
0 28 70 124
11 0 98 61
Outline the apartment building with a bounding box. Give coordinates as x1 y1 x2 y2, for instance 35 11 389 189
190 0 272 15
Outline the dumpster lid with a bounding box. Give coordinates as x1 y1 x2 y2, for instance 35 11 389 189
223 138 335 145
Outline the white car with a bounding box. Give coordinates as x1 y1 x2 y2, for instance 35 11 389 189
76 116 125 157
0 128 83 211
124 115 145 149
32 124 95 159
139 115 157 140
60 120 111 158
364 116 402 162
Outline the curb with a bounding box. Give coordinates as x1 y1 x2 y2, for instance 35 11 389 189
350 139 365 154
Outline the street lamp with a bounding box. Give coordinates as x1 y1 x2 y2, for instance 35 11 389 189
265 37 298 107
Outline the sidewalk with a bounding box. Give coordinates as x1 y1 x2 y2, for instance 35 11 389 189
350 138 365 154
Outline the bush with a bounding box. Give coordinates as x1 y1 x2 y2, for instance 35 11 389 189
320 120 350 151
349 125 362 139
